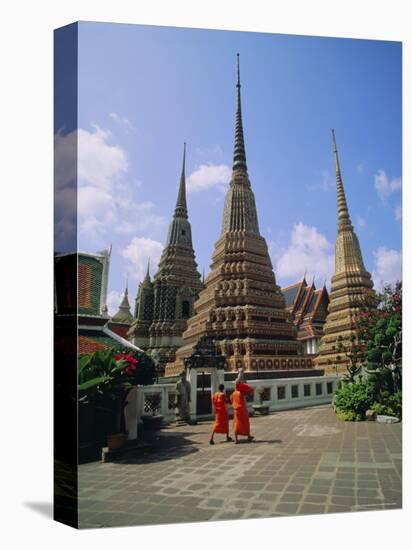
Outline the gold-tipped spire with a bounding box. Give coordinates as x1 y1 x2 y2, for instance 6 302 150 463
233 53 248 173
332 129 352 232
175 142 188 217
315 131 374 375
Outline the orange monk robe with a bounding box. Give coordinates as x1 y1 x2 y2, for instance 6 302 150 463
212 391 229 434
230 382 253 436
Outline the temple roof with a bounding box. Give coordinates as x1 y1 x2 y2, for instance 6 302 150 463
282 283 300 307
111 285 134 325
78 325 142 355
54 248 111 318
281 278 329 322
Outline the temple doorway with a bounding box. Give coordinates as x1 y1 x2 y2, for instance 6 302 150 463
196 372 212 416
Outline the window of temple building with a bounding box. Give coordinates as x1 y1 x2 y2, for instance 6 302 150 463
181 229 186 236
277 386 286 400
291 385 299 398
327 382 333 394
182 300 190 318
304 384 311 397
316 383 323 395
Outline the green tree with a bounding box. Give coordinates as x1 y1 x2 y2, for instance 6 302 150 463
356 281 402 394
334 334 366 383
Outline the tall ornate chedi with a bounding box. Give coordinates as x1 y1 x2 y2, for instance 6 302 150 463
315 130 374 374
128 145 203 372
166 55 314 377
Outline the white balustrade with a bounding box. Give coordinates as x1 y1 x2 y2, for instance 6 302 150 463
127 375 340 435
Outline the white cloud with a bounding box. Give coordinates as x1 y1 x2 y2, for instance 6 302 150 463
107 290 123 316
395 204 402 222
78 124 128 190
374 169 402 202
356 215 366 230
71 124 165 244
109 112 135 132
187 163 231 193
78 185 113 216
372 247 402 290
275 223 334 286
120 237 163 282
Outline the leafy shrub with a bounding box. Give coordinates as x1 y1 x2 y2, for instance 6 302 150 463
334 380 375 421
371 391 402 419
335 410 363 422
366 367 396 396
78 347 156 435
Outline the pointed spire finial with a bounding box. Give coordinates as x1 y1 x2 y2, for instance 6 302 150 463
332 129 352 232
332 129 341 174
112 280 134 324
232 54 248 173
174 142 188 218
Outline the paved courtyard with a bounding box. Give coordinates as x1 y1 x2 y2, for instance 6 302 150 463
78 405 402 529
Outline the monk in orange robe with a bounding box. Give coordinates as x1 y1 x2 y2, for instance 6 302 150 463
230 378 254 444
210 384 232 444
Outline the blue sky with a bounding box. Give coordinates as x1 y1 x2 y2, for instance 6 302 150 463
69 22 402 313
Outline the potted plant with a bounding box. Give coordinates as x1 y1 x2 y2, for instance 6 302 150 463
78 347 155 449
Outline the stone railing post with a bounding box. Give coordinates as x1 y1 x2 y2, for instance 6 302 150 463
124 386 138 441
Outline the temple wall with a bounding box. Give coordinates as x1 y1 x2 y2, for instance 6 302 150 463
126 374 340 433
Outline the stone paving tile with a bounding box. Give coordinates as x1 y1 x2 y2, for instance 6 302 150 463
298 503 327 515
78 406 402 528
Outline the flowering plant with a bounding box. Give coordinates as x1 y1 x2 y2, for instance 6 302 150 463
78 347 155 435
114 353 139 377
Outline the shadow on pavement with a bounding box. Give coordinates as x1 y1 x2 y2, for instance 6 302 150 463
111 429 200 464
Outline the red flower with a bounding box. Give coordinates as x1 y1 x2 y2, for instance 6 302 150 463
114 352 140 376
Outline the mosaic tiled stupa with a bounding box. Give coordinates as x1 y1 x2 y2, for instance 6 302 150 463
128 145 203 373
166 55 314 377
315 130 374 374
